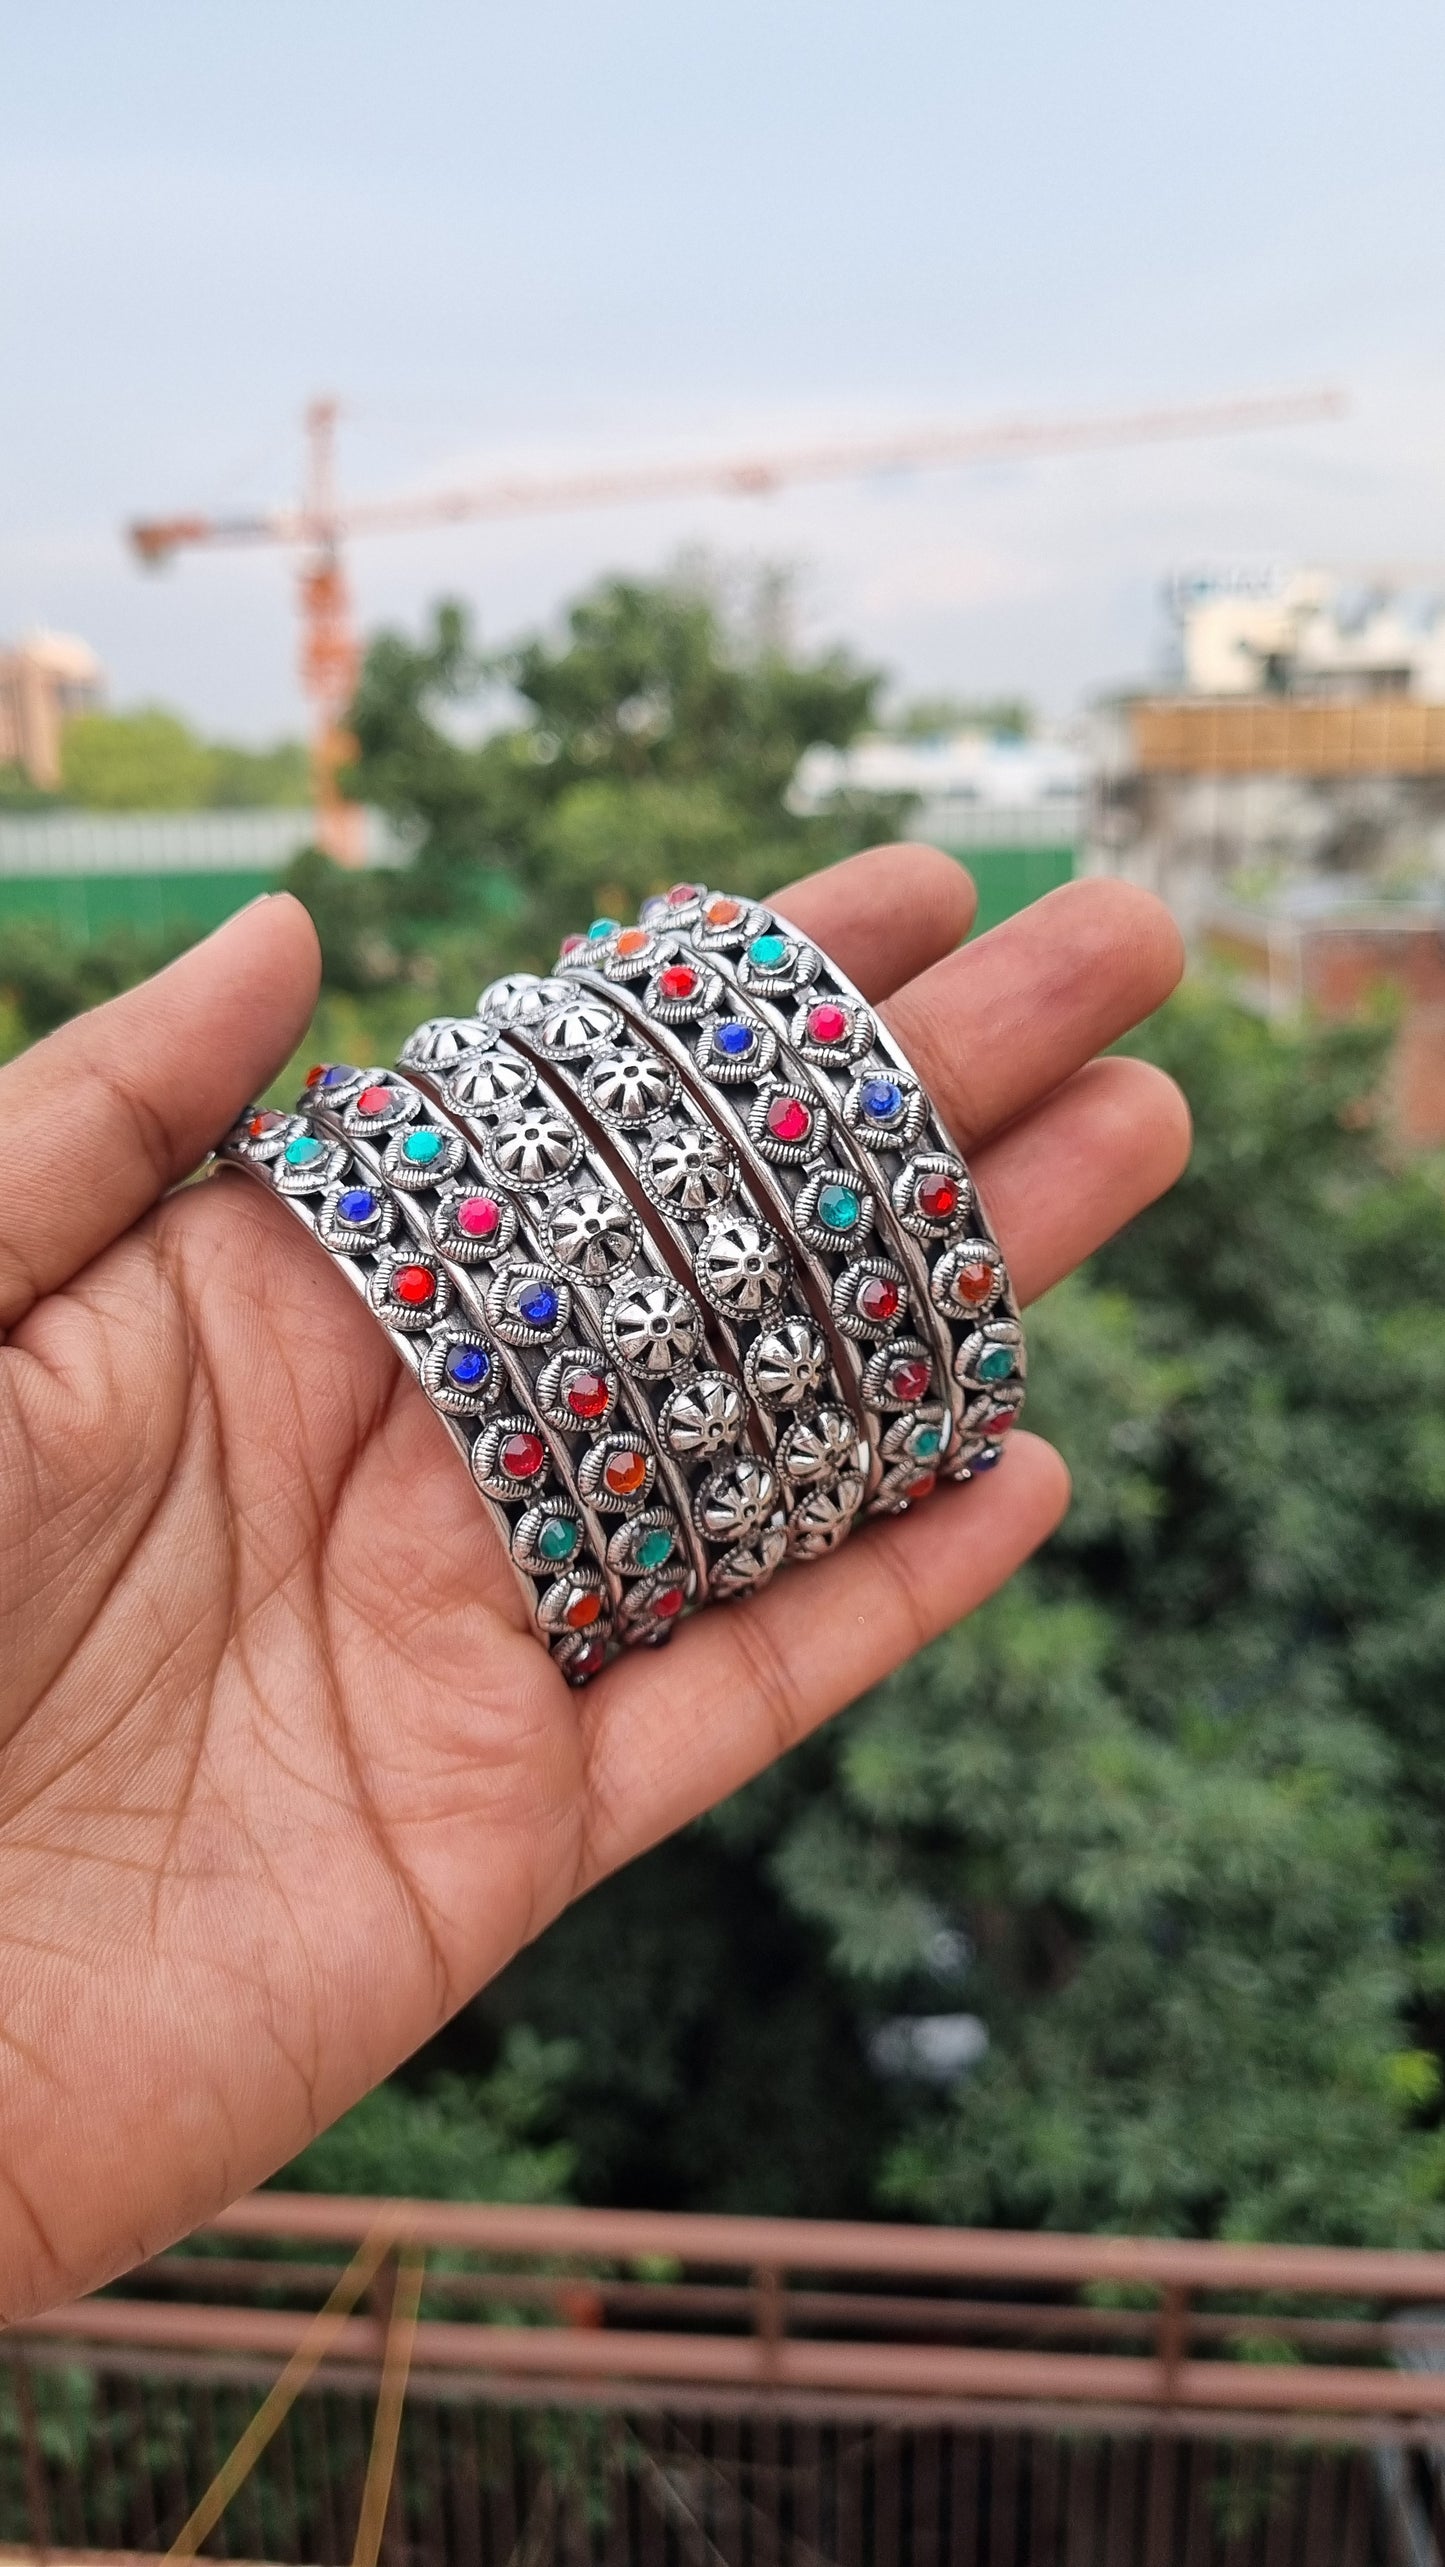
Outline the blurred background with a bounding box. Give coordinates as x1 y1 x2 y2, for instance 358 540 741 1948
6 0 1445 2254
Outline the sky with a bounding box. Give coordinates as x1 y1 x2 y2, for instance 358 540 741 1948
4 0 1445 738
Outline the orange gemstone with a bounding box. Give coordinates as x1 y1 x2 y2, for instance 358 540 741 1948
952 1259 996 1307
705 896 743 927
616 928 649 957
603 1448 648 1497
565 1591 602 1630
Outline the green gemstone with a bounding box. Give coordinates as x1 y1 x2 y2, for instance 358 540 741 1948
748 932 790 970
283 1134 323 1166
817 1182 861 1232
978 1345 1016 1383
636 1527 674 1569
587 917 619 941
539 1519 579 1562
403 1128 444 1164
912 1426 943 1459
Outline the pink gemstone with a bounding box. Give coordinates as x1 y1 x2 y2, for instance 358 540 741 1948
807 1003 848 1046
667 882 701 907
456 1195 501 1239
766 1095 811 1143
560 933 586 958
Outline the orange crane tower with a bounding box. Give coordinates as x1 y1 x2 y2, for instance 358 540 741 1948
129 387 1345 864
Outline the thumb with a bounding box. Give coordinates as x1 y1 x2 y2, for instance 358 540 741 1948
0 893 320 1335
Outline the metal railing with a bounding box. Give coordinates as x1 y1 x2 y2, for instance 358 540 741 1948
8 2194 1445 2561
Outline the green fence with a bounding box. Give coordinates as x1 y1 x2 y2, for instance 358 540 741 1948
0 868 276 944
953 844 1075 936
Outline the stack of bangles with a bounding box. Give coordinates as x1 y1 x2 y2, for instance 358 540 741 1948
219 882 1026 1683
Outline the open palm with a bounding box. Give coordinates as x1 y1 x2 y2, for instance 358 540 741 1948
0 847 1187 2317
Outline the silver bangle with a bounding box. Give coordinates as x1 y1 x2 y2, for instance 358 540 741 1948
217 1103 615 1683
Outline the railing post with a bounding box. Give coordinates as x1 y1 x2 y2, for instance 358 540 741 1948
1156 2282 1189 2405
753 2264 787 2382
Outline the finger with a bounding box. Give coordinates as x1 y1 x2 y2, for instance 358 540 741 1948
577 1432 1069 1885
0 895 320 1333
773 842 975 999
972 1055 1192 1305
882 878 1184 1147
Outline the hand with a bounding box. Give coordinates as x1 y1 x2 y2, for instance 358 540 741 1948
0 848 1187 2314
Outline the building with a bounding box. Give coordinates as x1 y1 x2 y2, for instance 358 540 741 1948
793 729 1083 931
0 631 104 787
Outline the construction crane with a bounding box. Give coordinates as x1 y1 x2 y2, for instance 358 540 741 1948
129 387 1345 863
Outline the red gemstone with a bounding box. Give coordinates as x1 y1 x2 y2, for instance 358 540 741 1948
766 1095 811 1143
248 1110 286 1137
393 1263 437 1307
889 1357 931 1403
918 1173 960 1219
355 1083 392 1116
500 1430 546 1480
858 1275 902 1325
989 1407 1019 1433
304 1063 327 1088
456 1194 501 1239
952 1258 996 1307
807 1002 849 1046
570 1635 608 1677
565 1591 603 1631
604 1447 648 1497
905 1470 938 1501
566 1369 611 1421
651 1584 686 1621
658 964 699 1001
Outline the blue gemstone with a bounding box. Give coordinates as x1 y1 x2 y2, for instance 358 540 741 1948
517 1282 559 1326
320 1064 356 1089
861 1077 903 1122
336 1187 377 1225
714 1020 756 1059
446 1345 490 1387
973 1445 1002 1471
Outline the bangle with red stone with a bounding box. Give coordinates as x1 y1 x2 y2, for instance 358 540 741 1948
518 953 872 1564
304 1061 704 1650
393 1022 760 1619
551 929 919 1515
217 1101 615 1683
644 887 1023 1499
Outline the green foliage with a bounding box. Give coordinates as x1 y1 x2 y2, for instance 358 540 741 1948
275 2030 576 2202
58 707 308 811
887 693 1035 739
297 565 899 982
0 914 190 1052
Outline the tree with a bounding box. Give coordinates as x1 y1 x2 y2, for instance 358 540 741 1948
324 566 903 982
57 708 309 812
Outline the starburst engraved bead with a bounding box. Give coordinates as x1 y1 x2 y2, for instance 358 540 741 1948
399 1016 491 1069
694 1216 791 1316
546 1188 640 1278
488 1107 581 1185
585 1049 677 1126
658 1372 747 1457
444 1049 535 1114
535 995 621 1058
604 1277 705 1376
710 1523 789 1595
693 1455 781 1542
476 973 567 1026
744 1319 827 1410
776 1407 861 1489
641 1128 737 1214
788 1473 866 1557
